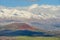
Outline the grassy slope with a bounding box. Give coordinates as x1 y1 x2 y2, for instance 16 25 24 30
16 36 60 40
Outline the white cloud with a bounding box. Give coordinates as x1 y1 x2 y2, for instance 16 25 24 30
28 4 38 11
0 4 60 20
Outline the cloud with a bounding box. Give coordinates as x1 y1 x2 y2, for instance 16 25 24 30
28 4 39 11
0 4 60 31
0 4 60 20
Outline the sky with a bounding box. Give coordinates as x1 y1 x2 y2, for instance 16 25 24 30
0 0 60 7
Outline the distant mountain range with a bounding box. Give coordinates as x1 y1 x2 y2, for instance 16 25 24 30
0 22 59 36
0 30 54 37
1 23 37 30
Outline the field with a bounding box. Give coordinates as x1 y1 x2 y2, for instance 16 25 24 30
16 36 60 40
0 36 60 40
